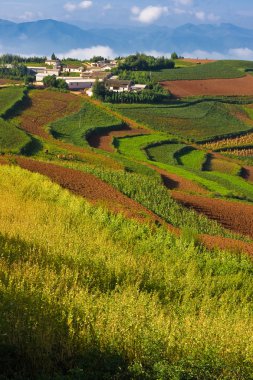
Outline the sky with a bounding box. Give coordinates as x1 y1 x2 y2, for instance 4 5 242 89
1 0 253 29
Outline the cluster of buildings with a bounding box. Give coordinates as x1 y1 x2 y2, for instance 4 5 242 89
28 58 146 94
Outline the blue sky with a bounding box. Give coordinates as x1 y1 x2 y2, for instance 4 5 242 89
1 0 253 28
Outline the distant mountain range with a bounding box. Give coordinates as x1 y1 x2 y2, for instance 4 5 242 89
1 19 253 58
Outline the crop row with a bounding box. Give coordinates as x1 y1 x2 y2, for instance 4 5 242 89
1 165 253 379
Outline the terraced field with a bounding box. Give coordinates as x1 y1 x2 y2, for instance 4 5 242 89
129 60 253 82
2 81 253 380
113 101 249 140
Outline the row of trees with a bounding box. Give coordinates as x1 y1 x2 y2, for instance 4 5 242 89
0 54 47 64
114 53 175 72
0 63 35 83
92 80 170 104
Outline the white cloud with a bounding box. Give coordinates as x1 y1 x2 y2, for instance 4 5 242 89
174 0 193 5
79 1 93 9
194 11 206 21
229 48 253 60
103 3 112 10
64 1 92 12
181 48 253 60
131 5 169 24
58 46 115 60
193 11 219 22
18 11 43 21
144 50 172 58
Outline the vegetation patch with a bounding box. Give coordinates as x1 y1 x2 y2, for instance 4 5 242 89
0 118 30 153
143 60 253 82
0 86 26 118
113 101 248 140
1 165 253 379
50 99 123 148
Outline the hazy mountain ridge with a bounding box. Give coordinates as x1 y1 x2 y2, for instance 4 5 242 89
1 19 253 56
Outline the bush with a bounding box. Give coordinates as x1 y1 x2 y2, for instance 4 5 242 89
43 75 68 90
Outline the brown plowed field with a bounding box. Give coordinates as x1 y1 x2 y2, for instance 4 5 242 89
16 90 121 170
183 58 216 64
2 157 253 255
242 166 253 182
161 75 253 98
88 125 150 152
147 164 208 194
172 191 253 239
200 234 253 255
16 157 171 228
17 89 82 139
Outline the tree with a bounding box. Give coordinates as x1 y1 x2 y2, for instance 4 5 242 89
92 80 107 101
171 52 179 60
51 53 57 60
24 75 36 85
42 75 68 90
43 75 57 88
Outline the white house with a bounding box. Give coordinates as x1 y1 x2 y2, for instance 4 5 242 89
27 66 48 74
105 79 133 92
63 65 84 74
45 59 61 69
131 84 147 92
65 78 100 90
35 69 60 82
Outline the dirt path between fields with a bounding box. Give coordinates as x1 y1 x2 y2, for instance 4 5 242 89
172 191 253 239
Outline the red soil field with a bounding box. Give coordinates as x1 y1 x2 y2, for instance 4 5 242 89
1 157 253 255
147 164 208 195
17 89 82 140
161 75 253 98
88 125 150 152
172 191 253 239
183 58 216 64
16 157 170 228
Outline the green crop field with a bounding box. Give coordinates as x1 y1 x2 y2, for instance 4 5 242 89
116 134 235 196
0 86 25 117
113 101 249 140
0 118 30 153
2 164 253 379
1 79 253 380
177 147 207 170
50 100 123 147
137 60 253 82
146 142 186 165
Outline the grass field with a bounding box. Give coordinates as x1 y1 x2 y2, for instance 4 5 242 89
50 100 123 148
177 147 206 170
146 142 187 165
205 157 241 175
116 135 235 196
113 101 249 140
0 86 26 117
139 60 253 82
1 81 253 380
0 118 30 153
1 164 253 379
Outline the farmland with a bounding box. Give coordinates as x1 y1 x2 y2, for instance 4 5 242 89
161 75 253 98
130 60 253 82
1 165 253 379
50 100 123 148
1 61 253 379
113 101 249 140
0 86 26 117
